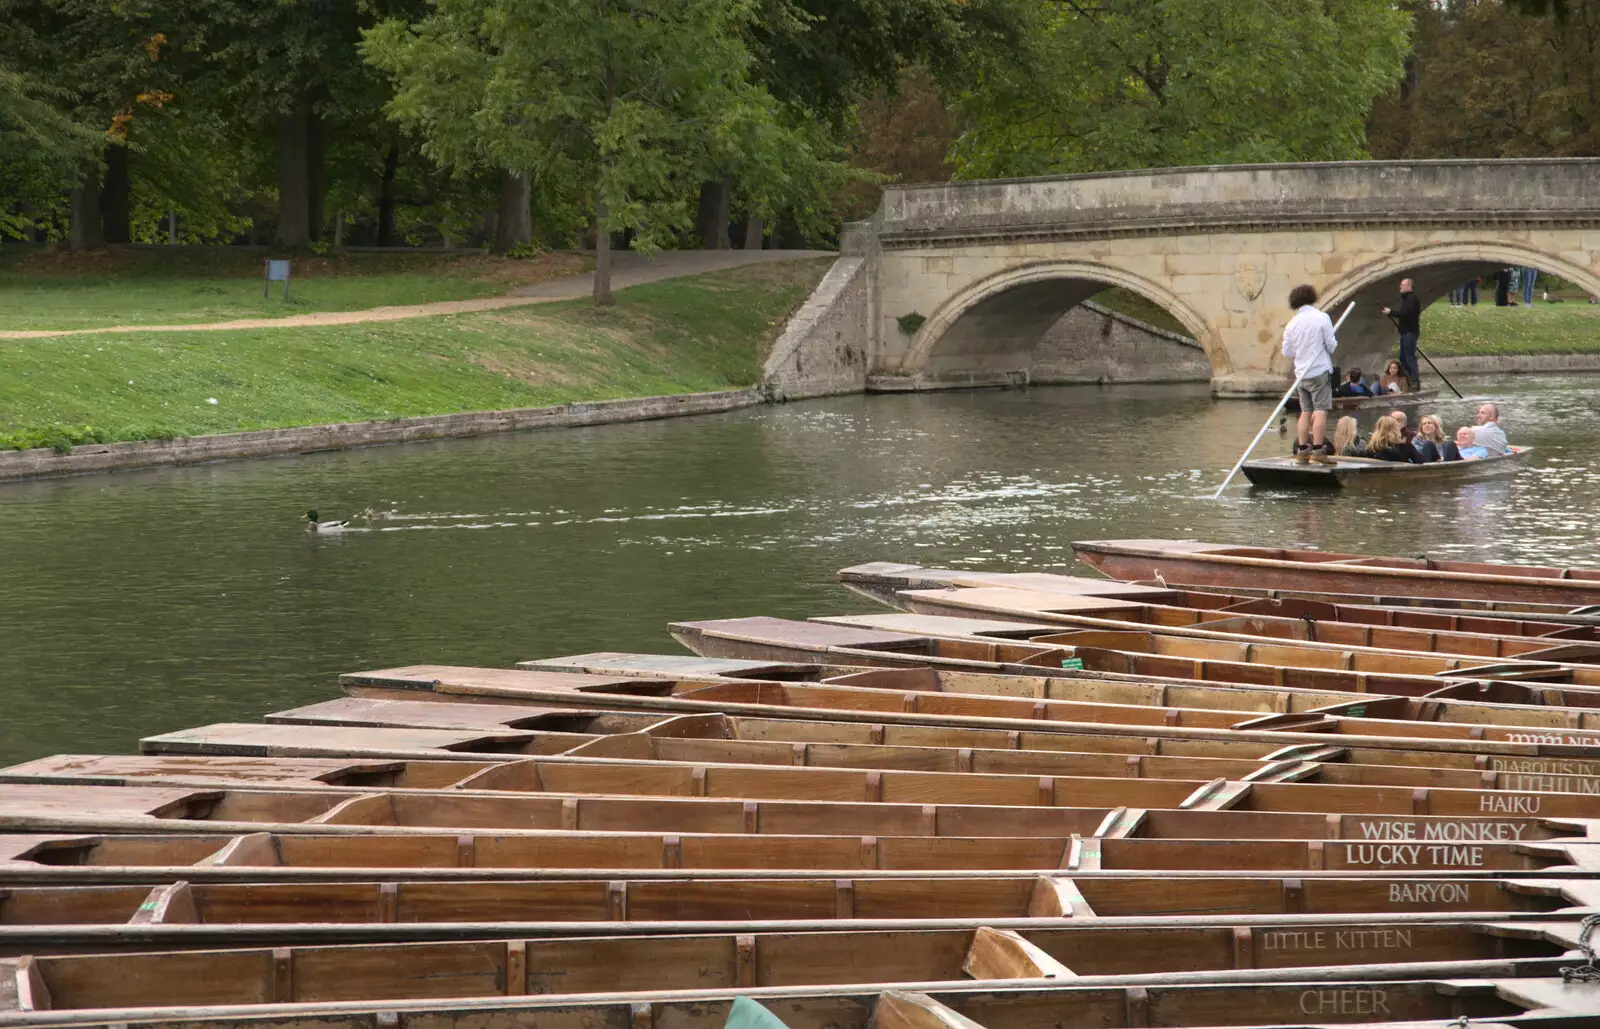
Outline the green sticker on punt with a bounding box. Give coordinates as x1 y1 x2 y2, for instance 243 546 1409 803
1345 705 1366 717
1061 658 1085 670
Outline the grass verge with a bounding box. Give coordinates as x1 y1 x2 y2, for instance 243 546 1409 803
0 257 835 451
0 246 589 331
1415 301 1600 357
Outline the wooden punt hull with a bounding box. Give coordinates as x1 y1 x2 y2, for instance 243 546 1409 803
4 874 1592 934
6 759 1600 843
837 563 1598 641
673 615 1600 705
1241 446 1531 489
1073 538 1600 606
338 664 1600 764
0 918 1585 1011
0 973 1593 1029
1128 580 1600 625
107 708 1600 798
1284 387 1439 414
513 654 1600 756
879 583 1595 666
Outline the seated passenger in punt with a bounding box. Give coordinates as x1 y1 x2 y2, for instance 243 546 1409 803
1411 415 1449 462
1474 403 1510 454
1377 360 1409 394
1335 368 1371 397
1449 426 1490 461
1333 416 1366 457
1389 409 1417 442
1364 414 1424 463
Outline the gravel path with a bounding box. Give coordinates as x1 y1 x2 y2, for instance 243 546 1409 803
0 249 831 340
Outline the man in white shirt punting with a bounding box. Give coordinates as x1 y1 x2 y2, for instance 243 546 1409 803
1280 283 1339 464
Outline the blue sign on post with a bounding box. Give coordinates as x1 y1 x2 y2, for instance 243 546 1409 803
265 259 291 300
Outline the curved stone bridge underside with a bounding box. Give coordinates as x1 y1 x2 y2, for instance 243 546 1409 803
772 160 1600 397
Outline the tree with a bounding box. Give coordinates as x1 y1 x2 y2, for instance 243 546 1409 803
366 0 844 301
0 58 100 239
948 0 1412 177
1370 0 1600 159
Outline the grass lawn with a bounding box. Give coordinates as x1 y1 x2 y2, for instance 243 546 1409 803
0 246 589 331
1418 300 1600 356
1088 287 1192 336
0 257 834 451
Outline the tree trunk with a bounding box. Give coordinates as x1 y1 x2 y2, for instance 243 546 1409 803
494 171 532 253
101 144 131 244
306 113 325 241
742 216 765 251
68 163 104 250
696 178 731 248
594 184 613 305
275 109 312 246
376 145 400 247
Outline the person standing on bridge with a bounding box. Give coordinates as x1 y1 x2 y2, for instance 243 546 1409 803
1381 278 1422 392
1282 284 1338 465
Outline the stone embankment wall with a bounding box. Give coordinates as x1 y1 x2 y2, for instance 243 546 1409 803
1033 301 1209 384
762 256 870 400
0 389 762 484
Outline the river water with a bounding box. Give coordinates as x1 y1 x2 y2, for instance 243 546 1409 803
2 373 1597 764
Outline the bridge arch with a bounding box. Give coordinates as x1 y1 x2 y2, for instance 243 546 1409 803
900 261 1221 385
1289 241 1600 379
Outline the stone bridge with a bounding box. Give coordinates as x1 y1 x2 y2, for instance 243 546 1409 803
763 160 1600 397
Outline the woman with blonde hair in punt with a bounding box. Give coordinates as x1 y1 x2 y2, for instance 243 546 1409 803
1332 416 1365 457
1364 414 1424 463
1409 414 1448 462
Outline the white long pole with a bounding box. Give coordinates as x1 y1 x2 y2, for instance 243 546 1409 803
1211 301 1356 499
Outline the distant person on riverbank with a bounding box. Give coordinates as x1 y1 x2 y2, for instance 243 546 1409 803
1281 284 1337 465
1413 415 1448 462
1461 277 1478 306
1366 415 1424 463
1333 416 1366 457
1381 278 1422 390
1451 426 1489 461
1377 361 1407 394
1494 268 1513 306
1473 403 1509 454
1336 368 1371 397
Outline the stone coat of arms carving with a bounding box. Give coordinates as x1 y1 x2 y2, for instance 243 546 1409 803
1234 259 1266 301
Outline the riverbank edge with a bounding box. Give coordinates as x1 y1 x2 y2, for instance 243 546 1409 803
0 389 762 483
1427 353 1600 374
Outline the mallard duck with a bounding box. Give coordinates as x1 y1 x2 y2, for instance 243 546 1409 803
305 509 349 534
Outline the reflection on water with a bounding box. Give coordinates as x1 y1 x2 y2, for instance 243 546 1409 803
1 373 1596 762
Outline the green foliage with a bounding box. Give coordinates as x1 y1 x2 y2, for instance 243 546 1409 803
949 0 1412 177
365 0 851 278
895 311 926 335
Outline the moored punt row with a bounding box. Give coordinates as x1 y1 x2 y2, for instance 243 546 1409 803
2 974 1598 1028
837 564 1600 639
832 564 1600 661
6 875 1598 932
671 615 1600 698
0 918 1590 1008
1073 538 1600 606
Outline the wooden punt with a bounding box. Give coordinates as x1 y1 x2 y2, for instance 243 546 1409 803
5 874 1597 933
108 711 1600 798
1073 538 1600 606
671 615 1600 700
829 593 1600 682
837 562 1600 641
1284 387 1439 414
1126 579 1600 625
870 584 1599 665
260 695 1600 785
10 748 1600 837
1 973 1597 1029
339 664 1600 763
1240 446 1532 489
0 917 1588 1011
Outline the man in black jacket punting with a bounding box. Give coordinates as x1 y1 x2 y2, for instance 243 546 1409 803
1382 278 1422 391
